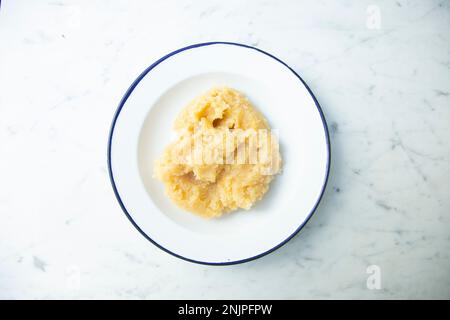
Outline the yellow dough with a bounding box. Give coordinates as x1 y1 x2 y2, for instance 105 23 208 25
154 87 281 218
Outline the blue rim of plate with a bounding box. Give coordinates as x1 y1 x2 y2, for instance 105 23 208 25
107 41 331 265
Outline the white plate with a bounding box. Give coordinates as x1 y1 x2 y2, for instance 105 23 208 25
108 42 330 265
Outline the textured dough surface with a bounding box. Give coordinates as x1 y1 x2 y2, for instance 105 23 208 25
154 87 281 218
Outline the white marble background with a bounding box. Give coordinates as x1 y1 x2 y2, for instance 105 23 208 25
0 0 449 299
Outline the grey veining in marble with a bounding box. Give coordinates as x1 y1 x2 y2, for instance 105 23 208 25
0 0 449 299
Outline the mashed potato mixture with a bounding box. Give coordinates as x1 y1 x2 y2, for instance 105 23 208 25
154 87 282 218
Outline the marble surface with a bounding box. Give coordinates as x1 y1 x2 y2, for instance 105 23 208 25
0 0 449 299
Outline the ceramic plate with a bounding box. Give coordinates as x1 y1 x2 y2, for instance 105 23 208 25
108 42 330 265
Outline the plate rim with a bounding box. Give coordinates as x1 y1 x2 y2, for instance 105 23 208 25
107 41 331 265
